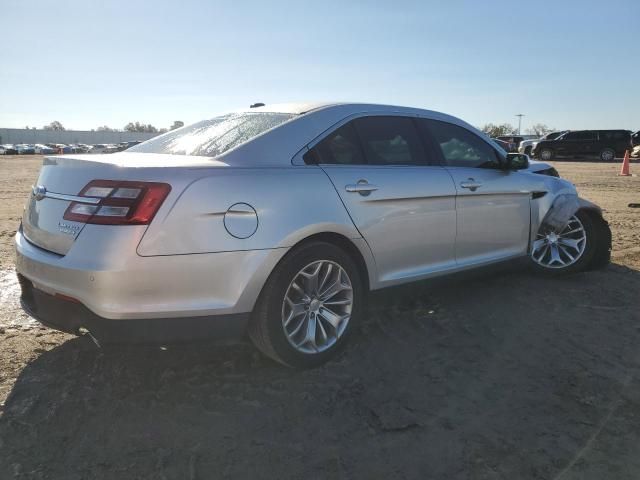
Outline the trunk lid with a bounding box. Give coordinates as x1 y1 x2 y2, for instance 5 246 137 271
22 153 228 255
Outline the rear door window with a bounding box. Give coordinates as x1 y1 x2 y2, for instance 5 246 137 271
353 116 427 166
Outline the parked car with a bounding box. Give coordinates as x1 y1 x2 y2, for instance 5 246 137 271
495 135 538 152
105 144 120 153
74 144 91 154
519 131 568 156
15 102 611 368
0 144 18 155
117 141 142 151
88 144 109 154
16 144 36 154
491 138 511 152
34 144 57 154
89 144 119 154
532 130 633 161
66 144 89 154
52 144 76 154
632 130 639 147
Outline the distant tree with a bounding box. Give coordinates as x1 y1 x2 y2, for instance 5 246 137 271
96 125 117 132
158 128 168 134
526 123 554 136
170 120 184 130
124 122 158 133
43 121 65 131
480 123 515 137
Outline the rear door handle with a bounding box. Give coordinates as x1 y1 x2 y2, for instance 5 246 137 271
345 181 379 196
460 179 482 191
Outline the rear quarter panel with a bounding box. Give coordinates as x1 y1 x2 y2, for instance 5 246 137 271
137 166 363 256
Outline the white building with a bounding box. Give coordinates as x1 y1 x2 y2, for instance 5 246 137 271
0 128 159 145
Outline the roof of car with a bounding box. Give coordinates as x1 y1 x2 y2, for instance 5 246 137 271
239 102 340 115
239 102 472 118
221 102 490 167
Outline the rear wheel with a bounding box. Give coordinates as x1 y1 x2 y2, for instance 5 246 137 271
540 148 554 161
248 241 363 368
600 148 615 162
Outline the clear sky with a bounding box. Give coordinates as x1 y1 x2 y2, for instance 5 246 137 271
2 0 638 132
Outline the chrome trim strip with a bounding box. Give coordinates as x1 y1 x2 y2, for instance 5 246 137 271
42 192 102 204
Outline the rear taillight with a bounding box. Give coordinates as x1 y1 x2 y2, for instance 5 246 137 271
63 180 171 225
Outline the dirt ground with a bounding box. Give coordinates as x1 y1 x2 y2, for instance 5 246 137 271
1 155 639 479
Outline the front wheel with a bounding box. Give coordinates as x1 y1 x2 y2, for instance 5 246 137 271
540 148 554 161
248 241 363 368
600 148 615 162
530 210 608 275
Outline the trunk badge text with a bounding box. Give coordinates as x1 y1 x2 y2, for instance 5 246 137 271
58 222 80 236
32 185 47 201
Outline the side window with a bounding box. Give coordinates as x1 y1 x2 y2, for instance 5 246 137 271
420 119 500 168
353 116 426 166
611 131 627 140
310 123 365 165
566 131 595 140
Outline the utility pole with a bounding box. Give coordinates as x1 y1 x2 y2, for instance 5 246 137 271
516 114 525 134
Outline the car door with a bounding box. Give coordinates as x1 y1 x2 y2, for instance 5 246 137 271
556 131 596 156
418 119 531 265
307 115 457 287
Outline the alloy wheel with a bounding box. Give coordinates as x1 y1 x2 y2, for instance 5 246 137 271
600 149 615 162
281 260 353 354
540 149 553 161
531 215 587 269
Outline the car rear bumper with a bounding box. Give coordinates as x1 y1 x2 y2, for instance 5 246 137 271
15 227 288 339
18 274 249 343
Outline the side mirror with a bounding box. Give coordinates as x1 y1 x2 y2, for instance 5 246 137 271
505 153 529 170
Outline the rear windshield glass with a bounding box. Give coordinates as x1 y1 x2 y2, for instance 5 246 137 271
128 112 295 157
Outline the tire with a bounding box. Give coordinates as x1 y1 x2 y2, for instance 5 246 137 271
524 146 532 156
599 148 615 162
248 241 364 368
586 211 612 270
530 209 601 276
540 148 554 161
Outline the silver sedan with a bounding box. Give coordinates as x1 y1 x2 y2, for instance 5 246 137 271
15 103 611 367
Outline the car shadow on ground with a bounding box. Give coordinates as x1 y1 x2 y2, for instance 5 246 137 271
2 262 640 479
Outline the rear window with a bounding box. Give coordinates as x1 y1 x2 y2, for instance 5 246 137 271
128 112 296 157
599 131 630 140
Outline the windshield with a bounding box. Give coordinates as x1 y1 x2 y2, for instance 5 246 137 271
128 112 296 157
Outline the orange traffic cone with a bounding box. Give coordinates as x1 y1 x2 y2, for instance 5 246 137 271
619 150 631 176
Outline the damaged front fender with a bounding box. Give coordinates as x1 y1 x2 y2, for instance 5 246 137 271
531 191 611 269
540 194 604 232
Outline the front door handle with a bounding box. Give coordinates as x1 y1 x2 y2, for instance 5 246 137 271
345 180 379 196
460 179 482 191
